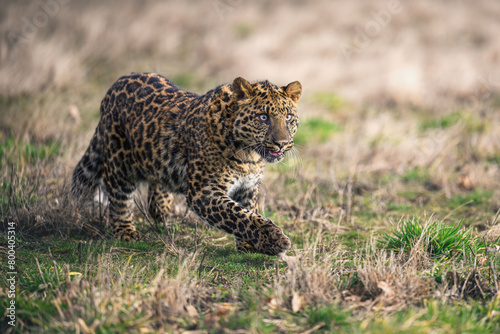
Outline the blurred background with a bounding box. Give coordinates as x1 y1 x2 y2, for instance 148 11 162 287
3 0 500 102
1 0 500 237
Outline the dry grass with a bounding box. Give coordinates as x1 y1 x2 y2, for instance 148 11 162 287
37 253 210 332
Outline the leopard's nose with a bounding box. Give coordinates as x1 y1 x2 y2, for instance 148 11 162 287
273 139 287 149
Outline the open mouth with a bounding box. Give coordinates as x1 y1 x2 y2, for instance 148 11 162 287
264 150 284 162
254 144 287 163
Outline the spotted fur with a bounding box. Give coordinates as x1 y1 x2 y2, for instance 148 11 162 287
72 73 302 256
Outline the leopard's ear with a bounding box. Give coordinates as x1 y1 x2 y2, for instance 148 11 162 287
232 77 254 100
284 81 302 104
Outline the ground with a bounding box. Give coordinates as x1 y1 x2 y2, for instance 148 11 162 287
1 0 500 333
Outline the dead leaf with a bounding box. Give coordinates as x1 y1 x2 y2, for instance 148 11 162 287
205 303 237 325
185 304 198 317
265 297 280 310
377 281 395 298
291 292 306 313
458 174 474 190
68 105 81 123
215 303 237 317
326 203 342 214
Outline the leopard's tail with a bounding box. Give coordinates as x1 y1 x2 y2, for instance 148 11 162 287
71 129 104 198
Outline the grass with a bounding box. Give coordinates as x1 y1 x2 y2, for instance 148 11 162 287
419 112 463 132
419 111 486 134
379 219 481 260
0 134 60 169
449 188 492 208
294 117 342 145
402 167 430 183
0 172 38 212
2 182 498 333
2 232 498 333
486 154 500 164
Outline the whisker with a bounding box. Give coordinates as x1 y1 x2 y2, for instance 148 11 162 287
294 147 304 170
283 147 303 178
228 142 260 159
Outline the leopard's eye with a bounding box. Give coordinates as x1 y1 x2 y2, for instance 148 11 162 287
257 114 269 122
285 114 294 122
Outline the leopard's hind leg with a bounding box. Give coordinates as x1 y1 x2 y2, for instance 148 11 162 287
103 166 139 241
148 184 174 223
100 126 139 241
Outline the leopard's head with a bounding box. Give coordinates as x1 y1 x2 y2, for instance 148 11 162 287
230 77 302 163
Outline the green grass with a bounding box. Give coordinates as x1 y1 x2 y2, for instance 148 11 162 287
388 202 412 211
486 153 500 164
294 117 342 145
379 219 481 259
0 134 60 168
419 111 486 133
306 304 351 331
0 171 39 212
402 167 430 183
350 300 500 334
419 112 462 131
449 188 492 208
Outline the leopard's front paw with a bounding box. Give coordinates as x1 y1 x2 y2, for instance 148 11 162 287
255 224 291 256
235 237 259 253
